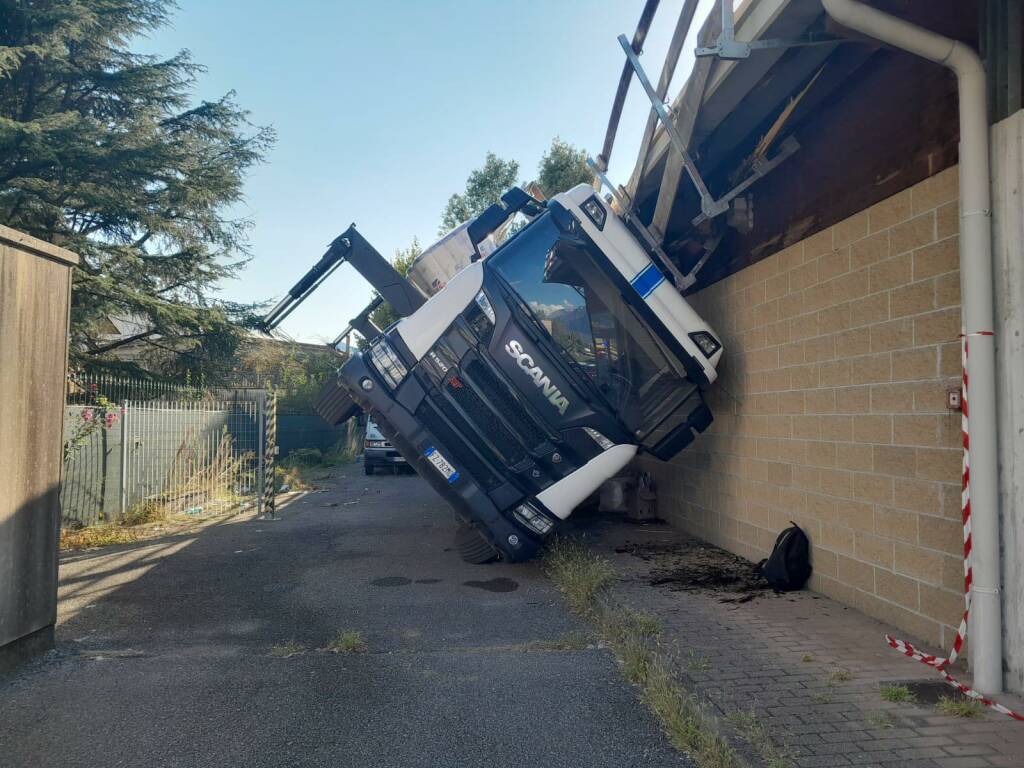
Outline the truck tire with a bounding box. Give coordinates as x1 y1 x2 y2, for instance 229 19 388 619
455 523 499 564
364 463 374 476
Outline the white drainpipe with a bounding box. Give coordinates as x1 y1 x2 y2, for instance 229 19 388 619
821 0 1001 694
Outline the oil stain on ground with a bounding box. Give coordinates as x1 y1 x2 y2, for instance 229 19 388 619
371 576 412 587
463 577 519 593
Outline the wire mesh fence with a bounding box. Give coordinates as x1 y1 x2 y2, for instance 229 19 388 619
62 377 277 528
122 399 263 519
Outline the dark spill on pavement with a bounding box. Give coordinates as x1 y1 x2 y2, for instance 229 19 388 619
463 577 519 593
415 578 441 584
371 576 412 587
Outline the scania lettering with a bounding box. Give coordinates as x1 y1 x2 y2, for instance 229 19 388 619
267 184 722 564
505 339 570 416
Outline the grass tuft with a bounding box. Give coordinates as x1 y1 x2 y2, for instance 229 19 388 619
687 650 712 673
880 683 915 704
270 640 305 657
322 630 367 654
828 667 852 685
644 655 737 768
544 537 739 768
542 538 616 614
120 499 166 527
726 709 796 768
801 654 814 663
865 711 896 729
936 696 984 718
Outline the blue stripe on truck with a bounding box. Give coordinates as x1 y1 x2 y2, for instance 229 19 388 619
630 262 665 300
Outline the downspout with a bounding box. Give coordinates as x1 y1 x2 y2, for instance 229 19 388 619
821 0 1001 694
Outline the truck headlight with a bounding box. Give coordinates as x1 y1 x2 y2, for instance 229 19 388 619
512 502 554 535
581 195 606 230
369 338 408 389
688 331 721 358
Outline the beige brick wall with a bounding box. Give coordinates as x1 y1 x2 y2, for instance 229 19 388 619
640 167 965 647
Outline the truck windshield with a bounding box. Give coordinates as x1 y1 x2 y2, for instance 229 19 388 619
488 215 694 439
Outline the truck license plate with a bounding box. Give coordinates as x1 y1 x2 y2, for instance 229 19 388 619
424 446 459 484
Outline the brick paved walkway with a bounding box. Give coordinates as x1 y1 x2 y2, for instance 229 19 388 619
573 515 1024 768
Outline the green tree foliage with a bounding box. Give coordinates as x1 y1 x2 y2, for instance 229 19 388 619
536 137 593 198
368 238 421 332
439 152 519 234
0 0 274 376
237 338 342 413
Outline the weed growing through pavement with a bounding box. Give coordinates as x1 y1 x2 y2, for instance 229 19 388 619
880 683 915 704
828 667 852 685
322 631 367 654
865 711 896 729
936 696 984 718
801 654 814 663
543 538 741 768
270 640 305 657
687 650 712 672
726 709 796 768
811 691 833 704
542 538 616 614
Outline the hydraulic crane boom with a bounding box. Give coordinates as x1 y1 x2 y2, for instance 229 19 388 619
259 224 425 335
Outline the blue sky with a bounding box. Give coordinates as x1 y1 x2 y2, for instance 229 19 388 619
143 0 716 343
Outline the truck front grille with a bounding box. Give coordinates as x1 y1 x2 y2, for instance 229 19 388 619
464 360 548 449
443 372 526 465
414 400 500 490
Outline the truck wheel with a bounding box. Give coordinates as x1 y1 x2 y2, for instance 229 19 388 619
455 523 498 564
364 463 374 476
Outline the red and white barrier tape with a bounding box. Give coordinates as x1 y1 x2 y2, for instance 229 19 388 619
884 330 1023 721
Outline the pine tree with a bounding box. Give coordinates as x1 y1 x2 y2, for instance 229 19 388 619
0 0 274 376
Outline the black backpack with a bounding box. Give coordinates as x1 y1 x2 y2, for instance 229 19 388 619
757 522 812 592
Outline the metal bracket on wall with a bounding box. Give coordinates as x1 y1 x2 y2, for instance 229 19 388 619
695 0 847 60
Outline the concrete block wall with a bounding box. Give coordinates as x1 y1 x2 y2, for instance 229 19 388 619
639 167 965 647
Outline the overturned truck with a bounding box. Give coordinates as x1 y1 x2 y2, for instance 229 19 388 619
266 183 722 564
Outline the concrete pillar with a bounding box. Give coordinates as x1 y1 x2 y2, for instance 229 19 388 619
991 108 1024 694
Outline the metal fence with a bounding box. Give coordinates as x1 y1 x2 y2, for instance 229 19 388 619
62 375 277 527
122 399 263 518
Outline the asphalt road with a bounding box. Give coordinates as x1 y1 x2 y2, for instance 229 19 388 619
1 463 686 767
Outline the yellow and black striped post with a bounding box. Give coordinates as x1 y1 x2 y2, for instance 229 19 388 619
263 393 277 517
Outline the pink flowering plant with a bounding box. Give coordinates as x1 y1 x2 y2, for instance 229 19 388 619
64 394 120 461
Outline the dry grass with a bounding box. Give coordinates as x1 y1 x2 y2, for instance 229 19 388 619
643 655 737 768
544 537 739 768
726 709 796 768
880 683 915 704
321 631 367 654
270 640 306 657
936 696 984 718
865 711 896 729
828 667 852 685
119 500 167 527
60 525 140 551
542 538 616 614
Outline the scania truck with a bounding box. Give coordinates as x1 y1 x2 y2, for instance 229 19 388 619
264 183 723 564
